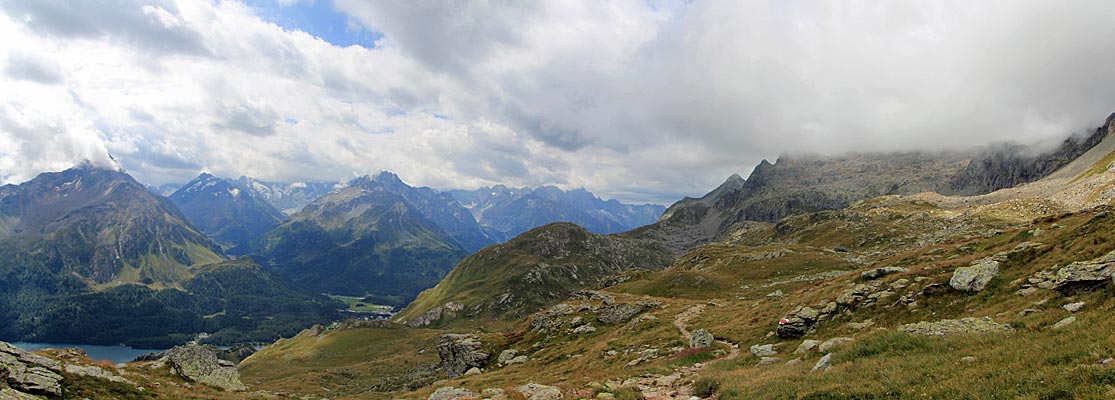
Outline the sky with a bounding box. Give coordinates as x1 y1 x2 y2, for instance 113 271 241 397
2 1 1115 205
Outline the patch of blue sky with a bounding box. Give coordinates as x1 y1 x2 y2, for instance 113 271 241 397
243 0 382 49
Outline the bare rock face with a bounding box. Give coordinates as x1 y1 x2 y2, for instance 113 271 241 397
164 344 247 392
438 334 491 378
0 341 64 398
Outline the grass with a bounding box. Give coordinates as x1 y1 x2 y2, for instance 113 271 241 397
669 346 717 366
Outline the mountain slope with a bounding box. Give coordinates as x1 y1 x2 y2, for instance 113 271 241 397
259 180 471 306
398 222 673 325
170 173 286 253
449 185 666 241
353 172 493 252
946 113 1114 195
0 163 223 286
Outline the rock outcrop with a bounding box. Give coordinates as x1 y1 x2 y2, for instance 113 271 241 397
407 302 466 328
164 344 248 392
898 317 1013 336
438 334 491 378
1028 250 1115 294
777 306 821 339
0 342 64 398
950 259 1000 292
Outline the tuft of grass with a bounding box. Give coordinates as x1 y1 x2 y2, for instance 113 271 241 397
669 346 717 366
693 377 720 398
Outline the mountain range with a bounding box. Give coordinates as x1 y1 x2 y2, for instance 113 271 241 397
449 185 666 241
169 173 286 254
0 165 339 347
6 113 1115 399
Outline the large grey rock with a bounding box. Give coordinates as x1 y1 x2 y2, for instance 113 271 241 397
164 344 247 392
898 317 1013 336
689 329 714 348
516 382 562 400
438 334 491 378
950 259 999 292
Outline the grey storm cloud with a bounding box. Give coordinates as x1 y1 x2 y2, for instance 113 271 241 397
3 0 1115 205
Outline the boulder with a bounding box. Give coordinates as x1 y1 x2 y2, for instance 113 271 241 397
811 353 832 372
598 303 646 325
793 340 821 355
516 382 563 400
438 334 491 378
506 355 529 365
689 329 714 348
429 386 479 400
464 367 482 376
950 259 999 292
164 344 247 392
750 344 777 357
1063 302 1086 313
819 337 855 353
1053 316 1076 330
898 317 1013 336
497 349 519 365
777 306 820 339
860 267 908 281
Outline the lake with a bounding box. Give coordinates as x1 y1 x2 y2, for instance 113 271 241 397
11 342 166 364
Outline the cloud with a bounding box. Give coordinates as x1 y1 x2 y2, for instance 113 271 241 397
1 0 1115 205
4 53 63 84
0 0 210 55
